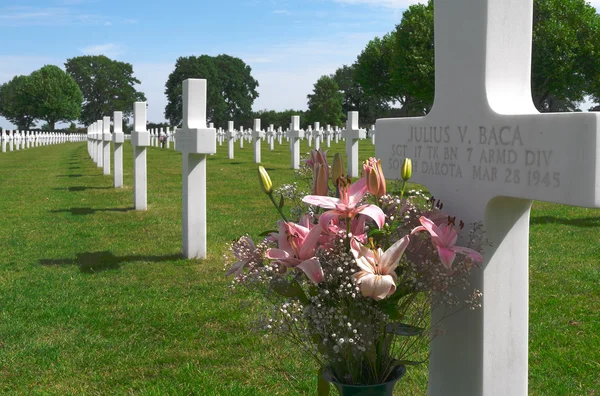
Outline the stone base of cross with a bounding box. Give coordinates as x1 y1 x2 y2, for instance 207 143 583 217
288 116 304 169
176 79 216 259
344 112 366 178
376 1 600 395
132 102 150 211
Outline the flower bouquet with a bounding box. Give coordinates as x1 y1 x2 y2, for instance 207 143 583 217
225 149 486 395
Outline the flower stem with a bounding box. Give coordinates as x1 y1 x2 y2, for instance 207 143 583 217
345 217 352 252
268 193 288 222
399 180 407 202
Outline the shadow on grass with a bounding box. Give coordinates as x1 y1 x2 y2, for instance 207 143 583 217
50 207 135 215
52 186 113 192
56 174 83 178
530 216 600 228
40 251 182 273
68 166 80 170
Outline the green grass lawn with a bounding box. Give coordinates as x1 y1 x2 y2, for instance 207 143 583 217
0 138 598 395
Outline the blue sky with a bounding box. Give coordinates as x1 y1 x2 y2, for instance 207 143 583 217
1 0 599 129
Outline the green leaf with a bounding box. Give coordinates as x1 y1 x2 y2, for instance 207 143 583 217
379 301 402 320
395 359 426 366
317 367 330 396
386 323 424 336
270 279 309 305
258 230 277 237
278 194 285 210
367 229 385 237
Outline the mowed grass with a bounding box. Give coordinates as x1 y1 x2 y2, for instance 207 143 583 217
0 137 598 395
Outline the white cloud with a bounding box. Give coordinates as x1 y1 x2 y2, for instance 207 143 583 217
79 43 124 57
333 0 424 9
273 9 291 15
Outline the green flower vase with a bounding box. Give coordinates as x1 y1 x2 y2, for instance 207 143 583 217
322 365 407 396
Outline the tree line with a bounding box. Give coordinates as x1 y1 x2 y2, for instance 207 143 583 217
2 0 600 131
306 0 600 126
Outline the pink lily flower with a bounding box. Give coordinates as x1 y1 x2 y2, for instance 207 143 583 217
321 215 367 253
411 216 484 270
305 148 329 171
265 220 325 284
352 236 410 300
302 177 385 230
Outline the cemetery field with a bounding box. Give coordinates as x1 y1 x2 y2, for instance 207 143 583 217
0 140 598 395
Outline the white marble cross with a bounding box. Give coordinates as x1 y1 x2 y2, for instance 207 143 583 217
165 127 172 149
369 125 375 145
102 116 112 176
132 102 150 210
112 111 124 188
227 121 235 159
344 112 365 178
87 126 92 159
376 1 600 395
1 130 6 153
96 120 103 168
176 79 216 259
267 124 275 150
252 118 264 163
313 122 321 150
288 116 304 169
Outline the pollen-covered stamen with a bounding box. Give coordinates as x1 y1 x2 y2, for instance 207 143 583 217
287 232 301 257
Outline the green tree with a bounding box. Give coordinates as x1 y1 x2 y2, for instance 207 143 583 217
354 0 600 114
214 54 259 125
391 0 434 115
164 54 259 128
0 75 37 129
165 55 220 127
332 64 390 125
253 109 310 129
65 55 146 126
307 76 344 126
28 65 83 131
532 0 600 111
354 33 399 104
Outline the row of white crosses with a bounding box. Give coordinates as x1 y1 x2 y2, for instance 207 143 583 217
284 111 371 177
376 0 599 394
84 93 375 262
86 113 125 188
1 130 85 152
147 128 177 149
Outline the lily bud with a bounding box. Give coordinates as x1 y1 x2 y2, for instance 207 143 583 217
258 166 273 195
401 158 412 181
313 163 329 196
332 153 345 185
363 157 386 197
